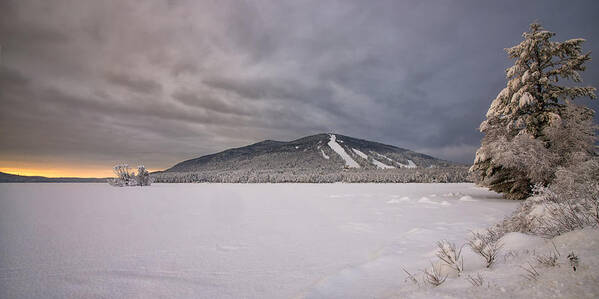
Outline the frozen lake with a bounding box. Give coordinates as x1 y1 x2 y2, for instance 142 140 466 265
0 183 517 298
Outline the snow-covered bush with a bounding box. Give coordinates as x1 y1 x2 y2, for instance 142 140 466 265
436 240 464 276
520 262 540 281
423 262 448 287
135 165 151 186
108 164 152 187
567 252 579 271
401 267 419 285
108 164 134 186
466 273 484 287
535 242 560 267
467 229 503 268
533 158 598 236
496 155 598 237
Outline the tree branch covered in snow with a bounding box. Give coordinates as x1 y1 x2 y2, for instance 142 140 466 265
471 23 597 200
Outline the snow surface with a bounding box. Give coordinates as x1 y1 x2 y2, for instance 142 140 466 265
372 158 395 169
371 151 396 163
398 159 417 169
371 151 415 168
392 227 599 298
0 183 517 299
320 149 330 160
327 134 360 168
352 148 368 159
353 148 394 169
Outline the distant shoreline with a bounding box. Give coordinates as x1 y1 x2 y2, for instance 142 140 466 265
2 166 472 184
0 172 108 183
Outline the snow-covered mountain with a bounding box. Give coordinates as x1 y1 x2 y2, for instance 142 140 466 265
164 133 458 173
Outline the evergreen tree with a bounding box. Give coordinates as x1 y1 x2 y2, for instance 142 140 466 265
136 165 151 186
471 23 596 199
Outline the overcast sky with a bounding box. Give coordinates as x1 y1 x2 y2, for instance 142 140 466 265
1 0 598 177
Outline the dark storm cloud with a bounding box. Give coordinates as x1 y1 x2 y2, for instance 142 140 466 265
1 0 598 172
172 90 251 116
105 72 163 94
0 66 30 86
171 61 199 77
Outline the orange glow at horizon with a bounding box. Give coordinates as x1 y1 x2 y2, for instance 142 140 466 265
0 166 160 178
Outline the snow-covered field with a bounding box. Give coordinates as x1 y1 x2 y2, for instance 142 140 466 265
0 183 517 298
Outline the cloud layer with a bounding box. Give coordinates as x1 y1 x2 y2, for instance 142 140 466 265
1 0 598 175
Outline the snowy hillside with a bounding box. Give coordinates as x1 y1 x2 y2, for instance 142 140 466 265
165 133 455 173
155 133 464 183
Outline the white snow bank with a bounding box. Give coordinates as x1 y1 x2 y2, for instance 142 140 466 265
444 192 464 197
328 134 360 168
417 197 451 206
499 232 545 252
418 196 434 204
321 149 330 160
392 227 599 299
459 195 477 202
387 196 410 204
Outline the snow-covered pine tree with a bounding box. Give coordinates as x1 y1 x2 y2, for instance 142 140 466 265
471 23 596 200
136 165 151 186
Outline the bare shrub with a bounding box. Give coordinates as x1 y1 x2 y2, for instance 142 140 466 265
401 267 418 285
520 262 540 281
436 240 464 276
109 164 134 187
535 241 560 267
466 272 484 287
535 251 559 267
423 262 448 287
468 230 503 268
567 252 579 271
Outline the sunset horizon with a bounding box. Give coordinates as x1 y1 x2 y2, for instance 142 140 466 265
3 1 597 178
2 1 599 298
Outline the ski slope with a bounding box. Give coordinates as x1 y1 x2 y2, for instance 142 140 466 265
327 134 360 168
352 148 395 169
0 183 517 298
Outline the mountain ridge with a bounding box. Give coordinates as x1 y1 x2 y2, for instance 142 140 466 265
162 133 460 173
